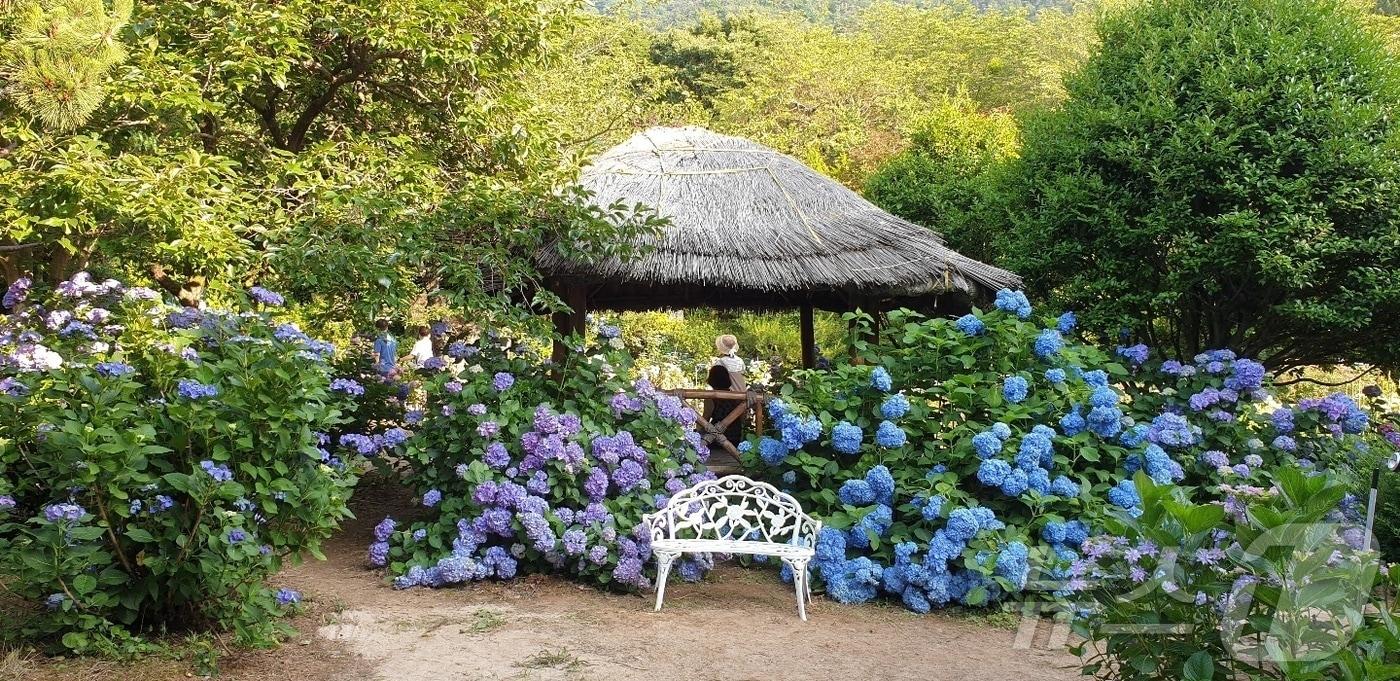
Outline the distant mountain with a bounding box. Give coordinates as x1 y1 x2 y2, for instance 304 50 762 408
590 0 1073 27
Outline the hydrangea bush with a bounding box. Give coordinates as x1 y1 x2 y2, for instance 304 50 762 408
742 295 1136 610
0 275 362 653
741 290 1396 614
367 329 718 590
1071 469 1395 681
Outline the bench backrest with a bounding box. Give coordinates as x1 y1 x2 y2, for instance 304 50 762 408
643 474 820 548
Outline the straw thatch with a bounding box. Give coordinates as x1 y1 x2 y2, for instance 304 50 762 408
539 126 1019 308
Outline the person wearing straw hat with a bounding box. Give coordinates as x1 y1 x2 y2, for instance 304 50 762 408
704 335 747 452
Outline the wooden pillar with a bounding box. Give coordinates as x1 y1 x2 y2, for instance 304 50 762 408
800 302 816 369
550 282 588 365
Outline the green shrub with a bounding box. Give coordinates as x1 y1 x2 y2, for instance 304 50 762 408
1002 0 1400 371
1072 468 1396 681
0 275 360 653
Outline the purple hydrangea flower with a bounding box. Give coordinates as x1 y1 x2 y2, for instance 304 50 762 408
2 276 32 309
248 286 285 306
94 361 135 378
43 502 86 523
176 379 219 400
274 588 301 605
200 460 233 482
330 378 364 396
492 372 515 392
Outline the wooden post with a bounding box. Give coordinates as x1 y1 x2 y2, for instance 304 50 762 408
550 282 588 366
800 302 816 369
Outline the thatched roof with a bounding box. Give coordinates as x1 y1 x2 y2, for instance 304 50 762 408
540 126 1019 310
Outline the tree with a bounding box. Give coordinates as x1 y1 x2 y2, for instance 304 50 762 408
649 13 770 110
0 0 655 321
865 95 1018 263
1001 0 1400 373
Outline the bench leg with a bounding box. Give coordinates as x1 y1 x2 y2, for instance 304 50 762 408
654 552 677 612
785 558 810 621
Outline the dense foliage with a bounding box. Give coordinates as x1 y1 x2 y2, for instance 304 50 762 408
864 96 1019 264
0 0 656 324
1000 0 1400 372
1074 470 1398 681
364 329 718 590
739 290 1392 618
0 275 362 653
529 2 1095 185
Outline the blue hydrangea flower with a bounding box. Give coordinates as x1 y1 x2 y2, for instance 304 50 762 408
994 289 1032 319
1272 435 1297 452
1199 450 1229 468
972 431 1002 459
1034 329 1063 358
1056 311 1077 333
275 588 301 605
1089 386 1119 408
831 421 863 455
176 379 219 400
1045 368 1066 384
1002 376 1029 403
999 468 1029 496
95 362 135 378
1225 358 1266 391
866 465 895 506
945 508 980 542
880 393 910 420
954 314 985 336
1050 475 1079 498
1108 479 1141 510
1059 407 1086 436
330 378 365 396
199 460 233 482
758 437 789 466
870 367 893 392
492 372 515 392
1081 369 1109 388
994 541 1030 590
991 422 1012 440
1017 431 1054 469
920 495 945 521
1146 412 1196 449
1087 406 1123 438
422 489 442 507
838 479 876 506
977 459 1011 487
875 420 906 448
1116 344 1149 367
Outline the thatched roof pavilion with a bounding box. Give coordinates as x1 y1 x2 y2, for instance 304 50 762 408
543 126 1020 367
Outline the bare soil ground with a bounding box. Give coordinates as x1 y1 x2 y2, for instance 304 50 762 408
10 476 1084 681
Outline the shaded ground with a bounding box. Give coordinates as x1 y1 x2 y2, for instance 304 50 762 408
11 475 1083 681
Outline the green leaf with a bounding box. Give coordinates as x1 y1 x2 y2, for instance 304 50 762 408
125 527 157 543
1183 651 1214 681
73 574 98 594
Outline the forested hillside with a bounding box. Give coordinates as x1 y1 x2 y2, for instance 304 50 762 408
590 0 1073 26
533 2 1096 186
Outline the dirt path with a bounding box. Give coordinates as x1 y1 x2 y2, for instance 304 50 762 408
18 477 1084 681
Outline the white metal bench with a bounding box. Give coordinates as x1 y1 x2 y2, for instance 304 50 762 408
643 474 822 620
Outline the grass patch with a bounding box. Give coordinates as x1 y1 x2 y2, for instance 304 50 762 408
514 648 587 671
463 609 505 634
0 647 34 680
956 607 1022 630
